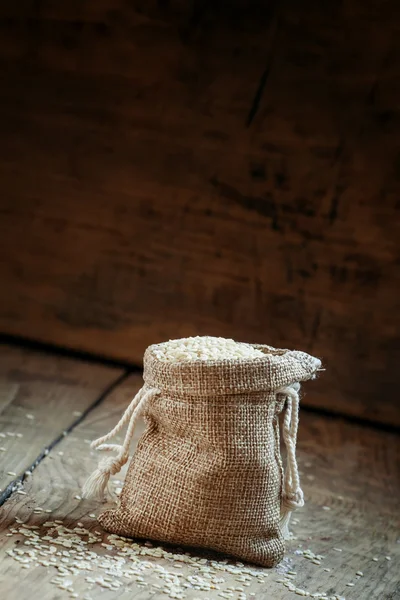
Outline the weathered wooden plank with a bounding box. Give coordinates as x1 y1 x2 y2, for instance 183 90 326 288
0 1 399 426
0 344 124 498
0 372 399 600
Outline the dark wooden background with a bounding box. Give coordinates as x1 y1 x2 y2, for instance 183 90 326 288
0 1 399 426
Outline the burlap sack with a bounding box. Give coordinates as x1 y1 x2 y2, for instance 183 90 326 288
83 341 321 567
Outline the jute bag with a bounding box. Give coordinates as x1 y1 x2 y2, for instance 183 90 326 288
83 337 321 567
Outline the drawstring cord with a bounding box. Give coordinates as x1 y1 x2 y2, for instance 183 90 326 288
82 384 160 502
277 382 304 539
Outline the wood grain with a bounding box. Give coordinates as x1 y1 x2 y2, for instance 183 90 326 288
0 344 123 499
0 1 399 425
0 370 398 599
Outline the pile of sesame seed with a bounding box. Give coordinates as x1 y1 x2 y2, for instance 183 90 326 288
152 337 265 362
5 517 269 600
5 507 377 600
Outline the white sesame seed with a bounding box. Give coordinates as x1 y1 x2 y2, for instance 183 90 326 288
7 471 17 476
385 556 391 561
26 414 35 419
346 583 355 587
322 506 330 510
356 571 363 576
372 557 379 561
154 337 266 362
333 548 342 552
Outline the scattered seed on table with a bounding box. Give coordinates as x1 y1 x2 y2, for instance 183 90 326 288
7 471 17 476
372 557 379 561
333 548 342 552
385 556 391 561
26 414 34 420
322 506 330 511
346 582 355 587
356 571 363 576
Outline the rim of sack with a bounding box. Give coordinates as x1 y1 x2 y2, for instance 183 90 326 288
144 342 322 396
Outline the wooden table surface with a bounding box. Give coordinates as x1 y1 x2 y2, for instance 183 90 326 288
0 343 398 600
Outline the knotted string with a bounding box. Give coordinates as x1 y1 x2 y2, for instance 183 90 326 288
82 384 160 502
277 382 304 539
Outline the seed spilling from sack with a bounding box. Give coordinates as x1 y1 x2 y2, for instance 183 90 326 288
83 336 322 568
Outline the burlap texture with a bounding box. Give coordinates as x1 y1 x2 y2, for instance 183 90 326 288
98 343 321 567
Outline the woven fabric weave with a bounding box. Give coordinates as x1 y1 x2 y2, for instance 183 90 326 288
98 341 321 567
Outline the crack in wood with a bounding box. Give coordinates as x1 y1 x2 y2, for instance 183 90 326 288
246 8 279 127
246 65 271 127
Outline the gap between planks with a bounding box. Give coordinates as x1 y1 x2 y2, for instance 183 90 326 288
0 370 132 507
0 343 131 505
